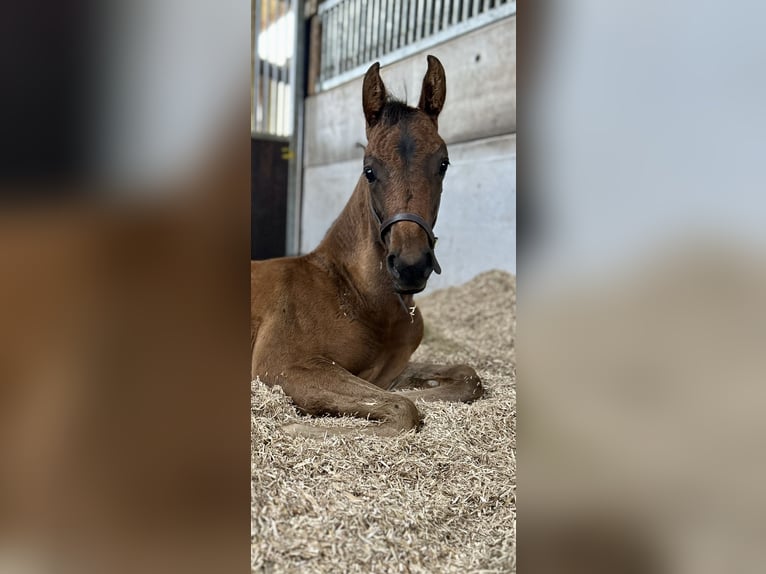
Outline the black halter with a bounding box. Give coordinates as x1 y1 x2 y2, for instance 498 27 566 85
371 202 442 275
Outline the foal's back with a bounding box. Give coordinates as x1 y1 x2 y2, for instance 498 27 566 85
250 255 328 336
250 256 365 374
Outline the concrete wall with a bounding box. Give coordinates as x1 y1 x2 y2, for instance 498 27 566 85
300 16 515 290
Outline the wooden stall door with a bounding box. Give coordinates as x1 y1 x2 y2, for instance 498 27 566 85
251 137 288 260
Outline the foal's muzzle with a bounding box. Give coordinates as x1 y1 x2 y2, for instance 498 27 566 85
380 213 441 293
386 249 436 293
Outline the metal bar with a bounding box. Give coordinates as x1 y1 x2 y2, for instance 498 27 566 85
351 0 359 68
378 0 386 56
394 0 402 53
362 0 368 61
271 81 277 134
340 2 345 68
279 0 288 136
340 0 347 73
325 7 332 80
271 0 279 134
377 0 387 58
360 0 366 64
341 2 346 72
266 1 273 134
279 82 284 136
319 10 326 82
347 0 354 72
333 7 340 78
393 0 399 48
260 0 267 132
252 0 259 132
412 0 420 43
369 0 377 60
346 0 356 69
365 0 374 63
321 9 328 81
402 0 409 48
283 0 290 131
377 0 386 56
392 0 401 51
433 0 442 34
275 1 281 134
348 0 355 68
331 6 339 79
323 8 330 81
462 0 471 23
347 0 354 69
274 1 280 134
412 0 423 42
370 0 378 59
450 0 459 26
286 0 305 255
406 0 414 45
262 0 271 134
272 2 282 133
352 0 358 67
338 1 345 71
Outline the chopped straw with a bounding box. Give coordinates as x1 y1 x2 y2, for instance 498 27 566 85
251 270 516 573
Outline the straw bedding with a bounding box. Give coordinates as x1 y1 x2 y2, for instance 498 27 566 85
251 270 516 573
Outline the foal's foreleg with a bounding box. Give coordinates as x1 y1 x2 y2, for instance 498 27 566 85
388 362 484 403
266 361 421 438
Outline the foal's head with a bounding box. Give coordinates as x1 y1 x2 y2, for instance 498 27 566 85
361 55 449 295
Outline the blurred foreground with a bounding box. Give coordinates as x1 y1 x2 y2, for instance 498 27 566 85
0 1 250 573
522 243 766 573
520 2 766 572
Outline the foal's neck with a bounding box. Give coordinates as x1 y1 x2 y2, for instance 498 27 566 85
316 180 413 313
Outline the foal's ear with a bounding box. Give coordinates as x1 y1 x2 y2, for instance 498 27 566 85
362 62 387 128
418 55 446 124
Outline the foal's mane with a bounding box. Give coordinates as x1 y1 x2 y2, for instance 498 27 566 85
380 97 418 127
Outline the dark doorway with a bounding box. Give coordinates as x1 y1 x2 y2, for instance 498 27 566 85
251 137 289 260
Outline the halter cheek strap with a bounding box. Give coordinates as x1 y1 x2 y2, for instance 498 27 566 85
372 205 442 275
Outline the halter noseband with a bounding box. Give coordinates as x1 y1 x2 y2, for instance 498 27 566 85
371 203 442 275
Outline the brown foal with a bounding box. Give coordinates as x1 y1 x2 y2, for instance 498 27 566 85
251 56 483 437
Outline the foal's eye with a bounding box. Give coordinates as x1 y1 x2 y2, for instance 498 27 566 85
363 166 376 183
439 159 450 176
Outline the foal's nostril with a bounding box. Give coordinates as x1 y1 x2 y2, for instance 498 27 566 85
387 253 399 278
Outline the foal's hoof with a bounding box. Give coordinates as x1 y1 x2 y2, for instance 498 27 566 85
450 365 484 402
